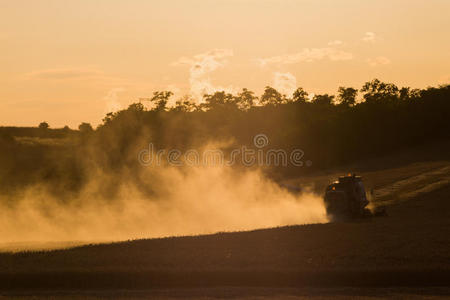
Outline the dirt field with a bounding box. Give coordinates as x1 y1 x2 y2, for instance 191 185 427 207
1 159 450 298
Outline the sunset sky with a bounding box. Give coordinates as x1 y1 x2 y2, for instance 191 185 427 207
1 0 449 127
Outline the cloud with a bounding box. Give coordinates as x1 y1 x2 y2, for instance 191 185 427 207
26 68 104 80
362 32 376 43
367 56 391 67
328 40 343 46
172 49 236 101
172 49 233 75
257 48 353 67
273 72 297 96
104 88 125 113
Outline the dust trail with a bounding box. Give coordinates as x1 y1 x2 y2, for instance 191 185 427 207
0 166 327 246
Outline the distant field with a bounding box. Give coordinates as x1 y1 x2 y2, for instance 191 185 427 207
14 136 75 146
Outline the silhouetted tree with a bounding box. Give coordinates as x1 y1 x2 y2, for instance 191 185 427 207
292 87 309 103
38 122 49 130
361 79 399 103
201 91 235 110
260 86 284 106
102 112 117 125
127 102 145 112
337 87 357 106
149 91 173 111
78 122 93 133
399 87 421 101
312 94 335 105
171 96 198 112
235 88 257 110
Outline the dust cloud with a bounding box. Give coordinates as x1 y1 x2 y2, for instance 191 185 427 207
0 163 328 247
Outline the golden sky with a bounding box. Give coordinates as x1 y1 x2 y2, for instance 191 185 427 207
1 0 449 127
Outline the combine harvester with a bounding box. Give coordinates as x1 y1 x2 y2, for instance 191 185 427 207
324 174 386 221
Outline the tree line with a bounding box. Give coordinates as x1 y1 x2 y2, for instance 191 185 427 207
95 79 450 169
0 78 449 198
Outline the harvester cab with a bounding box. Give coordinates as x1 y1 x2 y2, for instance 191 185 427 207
324 174 370 220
